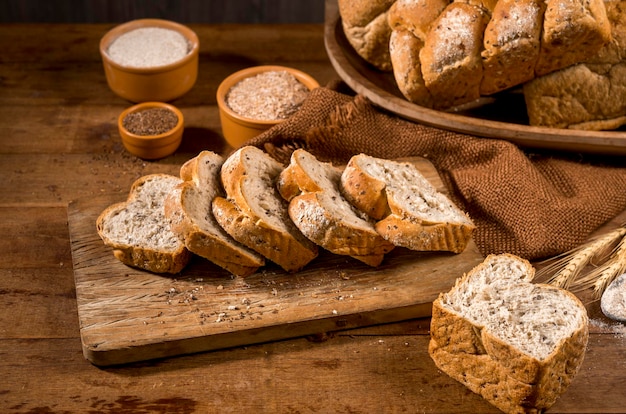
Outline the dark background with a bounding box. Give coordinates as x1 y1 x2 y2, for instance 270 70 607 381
0 0 326 23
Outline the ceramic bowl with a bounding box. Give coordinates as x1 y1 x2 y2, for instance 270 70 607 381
118 102 184 159
216 65 319 148
100 19 199 103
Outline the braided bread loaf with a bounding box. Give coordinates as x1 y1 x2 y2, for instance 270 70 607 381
339 0 611 110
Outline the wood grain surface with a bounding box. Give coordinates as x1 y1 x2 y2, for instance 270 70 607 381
1 19 624 414
68 158 484 366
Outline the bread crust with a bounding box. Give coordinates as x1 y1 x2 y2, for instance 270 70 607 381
96 174 191 274
375 216 474 253
212 196 317 272
429 254 589 414
164 151 265 277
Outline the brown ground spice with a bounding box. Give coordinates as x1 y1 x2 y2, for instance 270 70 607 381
123 107 178 136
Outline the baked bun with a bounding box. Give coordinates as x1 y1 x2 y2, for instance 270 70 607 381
338 0 396 71
429 253 589 414
480 0 545 95
523 0 626 130
419 1 492 109
340 0 612 110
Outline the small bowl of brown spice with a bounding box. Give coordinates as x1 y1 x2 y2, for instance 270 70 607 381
216 65 319 148
118 102 184 160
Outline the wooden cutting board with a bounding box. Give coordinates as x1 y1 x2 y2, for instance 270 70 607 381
68 157 484 366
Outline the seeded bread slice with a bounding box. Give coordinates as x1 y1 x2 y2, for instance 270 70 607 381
96 174 191 274
341 154 475 254
277 149 395 267
213 146 318 272
164 151 265 277
429 254 589 414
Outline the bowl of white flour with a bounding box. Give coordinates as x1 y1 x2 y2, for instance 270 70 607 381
100 19 199 102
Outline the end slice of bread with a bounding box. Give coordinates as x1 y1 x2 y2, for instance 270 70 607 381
341 154 475 253
429 253 589 414
96 174 191 274
278 149 395 266
164 151 265 277
214 146 318 272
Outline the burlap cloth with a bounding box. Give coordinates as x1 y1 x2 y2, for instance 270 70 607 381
248 83 626 261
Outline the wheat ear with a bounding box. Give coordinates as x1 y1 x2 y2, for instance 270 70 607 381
572 232 626 299
540 227 626 289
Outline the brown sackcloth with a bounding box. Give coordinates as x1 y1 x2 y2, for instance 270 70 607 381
247 84 626 261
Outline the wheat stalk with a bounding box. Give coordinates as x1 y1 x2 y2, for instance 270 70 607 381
538 227 626 289
572 231 626 299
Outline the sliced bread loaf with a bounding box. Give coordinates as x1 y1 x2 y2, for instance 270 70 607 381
429 253 589 414
96 174 191 274
212 146 318 272
341 154 475 253
277 149 395 267
164 151 265 277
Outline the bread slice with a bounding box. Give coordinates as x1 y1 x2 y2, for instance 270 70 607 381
535 0 611 76
480 0 546 95
164 151 265 277
341 154 475 254
429 254 589 414
212 146 318 272
419 2 491 109
96 174 191 274
277 149 395 267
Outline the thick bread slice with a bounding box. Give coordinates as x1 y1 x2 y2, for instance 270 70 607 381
96 174 191 274
341 154 475 254
338 0 396 71
277 149 395 267
429 254 589 414
480 0 546 95
214 146 318 272
535 0 611 76
164 151 265 277
419 2 491 109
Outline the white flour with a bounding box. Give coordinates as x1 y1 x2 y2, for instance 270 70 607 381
107 27 189 68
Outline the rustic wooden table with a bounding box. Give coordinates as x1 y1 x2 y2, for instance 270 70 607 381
1 22 624 413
